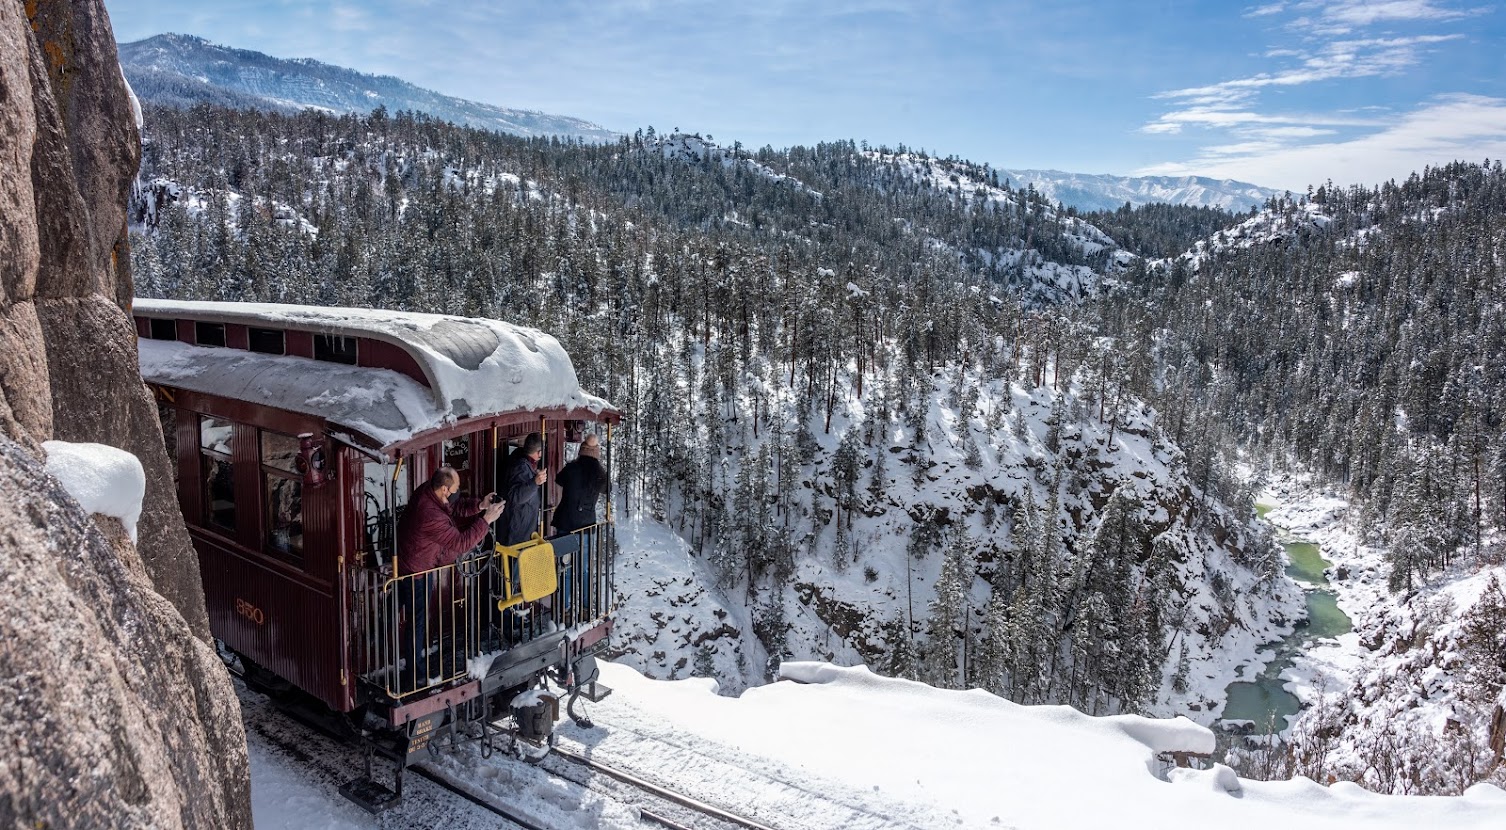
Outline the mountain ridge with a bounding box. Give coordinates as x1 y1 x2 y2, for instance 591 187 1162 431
123 34 1276 210
119 33 620 143
1001 168 1280 212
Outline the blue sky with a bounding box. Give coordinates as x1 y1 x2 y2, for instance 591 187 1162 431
107 0 1506 191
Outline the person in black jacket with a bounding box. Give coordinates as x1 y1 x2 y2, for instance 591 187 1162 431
499 432 546 546
552 434 609 622
552 434 609 535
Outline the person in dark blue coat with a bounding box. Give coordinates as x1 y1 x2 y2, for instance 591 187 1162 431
499 432 546 545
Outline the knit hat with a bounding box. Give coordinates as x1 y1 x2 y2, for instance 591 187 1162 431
579 438 601 460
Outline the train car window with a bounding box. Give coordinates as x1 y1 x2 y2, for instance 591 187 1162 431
195 322 227 347
248 327 285 355
149 318 177 340
199 416 236 532
260 431 303 558
314 334 358 365
363 461 395 566
260 431 299 474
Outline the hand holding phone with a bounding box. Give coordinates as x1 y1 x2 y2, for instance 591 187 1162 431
484 500 506 523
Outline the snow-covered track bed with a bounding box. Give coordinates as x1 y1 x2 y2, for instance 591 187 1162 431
240 664 808 829
548 721 935 830
418 749 763 830
239 682 535 829
546 747 782 830
407 763 562 830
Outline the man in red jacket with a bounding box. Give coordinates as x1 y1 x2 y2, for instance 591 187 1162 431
398 467 504 575
395 467 504 689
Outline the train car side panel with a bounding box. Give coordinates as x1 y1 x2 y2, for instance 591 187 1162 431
197 532 345 708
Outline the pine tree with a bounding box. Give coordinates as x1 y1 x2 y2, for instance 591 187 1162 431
975 587 1012 696
881 615 917 681
832 427 862 531
1171 642 1192 695
693 645 717 680
922 545 964 689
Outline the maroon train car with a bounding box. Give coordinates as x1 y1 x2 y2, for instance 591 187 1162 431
134 298 619 809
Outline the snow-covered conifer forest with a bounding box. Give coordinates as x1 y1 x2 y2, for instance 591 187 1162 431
128 104 1506 796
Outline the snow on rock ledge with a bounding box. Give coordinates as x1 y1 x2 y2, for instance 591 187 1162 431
43 440 146 543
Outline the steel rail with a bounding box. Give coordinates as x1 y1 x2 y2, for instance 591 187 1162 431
639 807 698 830
552 746 783 830
408 764 550 830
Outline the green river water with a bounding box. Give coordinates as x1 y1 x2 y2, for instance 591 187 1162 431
1219 505 1353 733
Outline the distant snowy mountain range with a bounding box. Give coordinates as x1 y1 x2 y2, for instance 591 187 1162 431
122 34 1278 210
1001 169 1281 213
118 33 619 143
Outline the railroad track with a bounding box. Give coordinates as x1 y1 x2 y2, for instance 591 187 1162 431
545 747 782 830
242 692 534 830
547 719 932 830
232 664 785 829
413 745 783 830
406 764 556 830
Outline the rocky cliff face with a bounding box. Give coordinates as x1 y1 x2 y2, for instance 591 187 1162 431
0 1 250 827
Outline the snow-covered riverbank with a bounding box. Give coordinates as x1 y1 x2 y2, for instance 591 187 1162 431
1255 475 1506 792
1258 481 1371 717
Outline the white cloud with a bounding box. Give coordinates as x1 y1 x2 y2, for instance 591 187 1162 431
1322 0 1473 26
1202 139 1291 156
1248 125 1340 138
1141 102 1383 136
1138 94 1506 190
1141 1 1478 181
1290 0 1483 37
1157 33 1461 105
1148 107 1380 129
1248 3 1289 16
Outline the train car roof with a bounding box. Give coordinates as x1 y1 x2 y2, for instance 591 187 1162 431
135 299 616 450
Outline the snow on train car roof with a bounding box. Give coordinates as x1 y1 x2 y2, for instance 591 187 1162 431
134 299 614 447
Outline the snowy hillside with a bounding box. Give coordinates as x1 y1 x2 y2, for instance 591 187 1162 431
867 152 1115 247
862 150 1136 304
119 34 619 142
644 132 824 199
608 343 1303 723
130 177 317 237
1108 163 1506 795
1002 168 1280 212
246 661 1506 829
1163 199 1333 271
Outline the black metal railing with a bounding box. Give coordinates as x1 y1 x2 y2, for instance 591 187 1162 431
549 522 614 629
354 522 614 700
